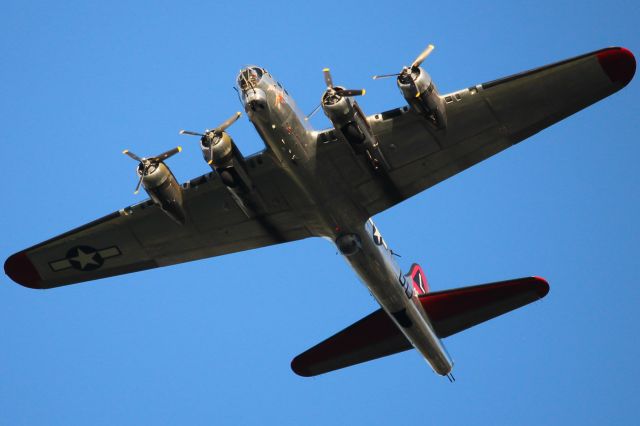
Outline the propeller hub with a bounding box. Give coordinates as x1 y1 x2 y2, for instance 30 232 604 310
180 112 241 146
372 43 434 85
322 87 345 106
123 146 181 194
201 132 219 147
398 66 420 85
136 160 157 176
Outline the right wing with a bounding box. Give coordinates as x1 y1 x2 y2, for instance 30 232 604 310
5 153 314 289
316 47 635 216
291 277 549 377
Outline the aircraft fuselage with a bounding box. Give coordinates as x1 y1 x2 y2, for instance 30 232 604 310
237 66 453 376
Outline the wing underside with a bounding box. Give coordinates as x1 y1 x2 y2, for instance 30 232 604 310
316 47 635 216
5 155 315 289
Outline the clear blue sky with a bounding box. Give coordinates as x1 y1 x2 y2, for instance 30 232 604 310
1 1 638 425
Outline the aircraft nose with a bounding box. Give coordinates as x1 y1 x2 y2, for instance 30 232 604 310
237 66 265 92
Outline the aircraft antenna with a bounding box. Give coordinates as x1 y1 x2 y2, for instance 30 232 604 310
232 87 243 106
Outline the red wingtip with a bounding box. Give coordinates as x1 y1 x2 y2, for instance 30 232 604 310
4 251 43 289
531 276 550 298
597 47 636 86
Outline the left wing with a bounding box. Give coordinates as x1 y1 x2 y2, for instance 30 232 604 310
5 154 314 289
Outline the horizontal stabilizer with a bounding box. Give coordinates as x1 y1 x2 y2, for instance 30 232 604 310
422 276 549 338
291 276 548 377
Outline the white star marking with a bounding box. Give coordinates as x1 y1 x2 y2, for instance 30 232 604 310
70 248 99 269
373 226 382 244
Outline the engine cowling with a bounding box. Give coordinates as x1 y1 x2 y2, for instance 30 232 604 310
201 131 236 168
321 88 389 171
200 131 254 191
138 162 186 224
322 92 369 145
397 67 447 128
321 88 356 127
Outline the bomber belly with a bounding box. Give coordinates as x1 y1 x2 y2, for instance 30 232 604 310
338 220 454 376
239 66 453 375
245 85 370 237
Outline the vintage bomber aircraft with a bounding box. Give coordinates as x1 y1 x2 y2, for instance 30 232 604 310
4 45 635 379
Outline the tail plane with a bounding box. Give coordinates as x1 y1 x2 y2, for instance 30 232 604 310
291 276 549 377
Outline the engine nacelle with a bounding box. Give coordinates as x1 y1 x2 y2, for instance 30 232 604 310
397 67 447 128
200 131 254 191
322 94 367 146
201 131 236 169
138 162 186 224
322 91 390 171
321 89 356 127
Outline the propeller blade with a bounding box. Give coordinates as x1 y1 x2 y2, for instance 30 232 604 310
323 68 333 88
411 43 435 68
123 149 143 162
305 103 322 121
215 111 242 133
156 146 182 162
337 89 366 97
372 73 401 80
134 169 145 195
179 130 205 137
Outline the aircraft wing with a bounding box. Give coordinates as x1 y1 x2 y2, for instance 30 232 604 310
4 154 313 289
291 276 549 377
321 47 635 216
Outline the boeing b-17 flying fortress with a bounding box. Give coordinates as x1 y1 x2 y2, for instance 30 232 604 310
4 44 635 379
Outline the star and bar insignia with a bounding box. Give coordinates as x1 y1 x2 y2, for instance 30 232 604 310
49 245 122 272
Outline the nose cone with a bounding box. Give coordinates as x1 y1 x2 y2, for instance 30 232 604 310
4 251 43 289
237 66 266 91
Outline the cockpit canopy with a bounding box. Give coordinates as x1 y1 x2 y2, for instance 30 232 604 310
237 66 265 90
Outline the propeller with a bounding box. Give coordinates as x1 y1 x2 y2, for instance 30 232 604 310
306 69 366 120
411 43 435 69
123 146 182 194
179 112 242 164
323 68 366 97
372 43 435 97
